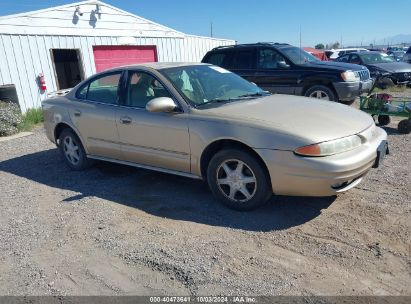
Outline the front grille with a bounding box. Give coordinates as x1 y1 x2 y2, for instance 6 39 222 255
355 69 370 81
393 72 411 82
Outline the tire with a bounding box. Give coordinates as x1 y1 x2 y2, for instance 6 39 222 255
378 115 391 126
304 85 336 101
59 129 92 170
207 149 272 211
398 119 411 134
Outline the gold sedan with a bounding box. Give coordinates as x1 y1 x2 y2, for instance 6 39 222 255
42 63 388 210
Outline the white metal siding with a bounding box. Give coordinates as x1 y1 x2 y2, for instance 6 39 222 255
0 34 234 112
0 1 235 112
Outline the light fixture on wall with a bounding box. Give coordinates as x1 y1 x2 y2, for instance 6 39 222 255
75 6 83 16
95 4 102 18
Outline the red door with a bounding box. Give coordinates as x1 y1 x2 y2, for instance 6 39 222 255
93 45 158 72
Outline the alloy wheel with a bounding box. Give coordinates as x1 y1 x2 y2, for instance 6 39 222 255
63 136 80 165
216 159 257 203
309 90 331 100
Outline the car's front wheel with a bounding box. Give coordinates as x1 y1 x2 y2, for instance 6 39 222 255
207 149 272 211
305 85 336 101
59 129 92 170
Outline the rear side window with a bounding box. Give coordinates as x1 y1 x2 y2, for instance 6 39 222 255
76 72 122 104
407 47 411 54
206 53 227 66
232 50 255 69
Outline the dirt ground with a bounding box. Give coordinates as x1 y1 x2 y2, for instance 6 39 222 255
0 108 410 296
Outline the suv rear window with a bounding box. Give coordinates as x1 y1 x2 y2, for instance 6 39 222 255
207 53 227 66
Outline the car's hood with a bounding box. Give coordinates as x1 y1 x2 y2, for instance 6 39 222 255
303 60 367 71
366 62 411 73
198 94 374 144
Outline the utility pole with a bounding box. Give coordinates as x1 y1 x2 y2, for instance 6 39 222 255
210 22 213 37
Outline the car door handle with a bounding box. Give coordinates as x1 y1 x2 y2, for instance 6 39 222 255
120 116 132 124
73 110 81 117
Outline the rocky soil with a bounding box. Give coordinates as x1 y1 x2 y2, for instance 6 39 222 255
0 117 410 296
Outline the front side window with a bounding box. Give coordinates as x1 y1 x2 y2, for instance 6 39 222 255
161 65 267 107
125 71 171 108
349 54 361 64
258 49 288 69
280 47 319 64
77 72 121 104
336 55 350 62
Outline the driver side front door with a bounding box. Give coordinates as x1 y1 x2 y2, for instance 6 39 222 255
116 70 191 173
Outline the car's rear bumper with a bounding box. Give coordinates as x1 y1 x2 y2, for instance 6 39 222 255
257 126 387 196
333 79 373 101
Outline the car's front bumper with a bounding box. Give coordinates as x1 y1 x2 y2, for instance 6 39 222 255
257 126 387 196
333 79 373 101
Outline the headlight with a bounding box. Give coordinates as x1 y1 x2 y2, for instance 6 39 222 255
341 70 360 82
294 135 362 157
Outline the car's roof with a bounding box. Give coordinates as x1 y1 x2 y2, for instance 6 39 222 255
350 51 384 55
331 48 368 51
210 43 291 52
106 62 209 72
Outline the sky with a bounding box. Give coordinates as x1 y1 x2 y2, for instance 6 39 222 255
1 0 411 47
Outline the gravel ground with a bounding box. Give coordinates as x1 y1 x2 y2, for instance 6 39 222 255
0 110 410 296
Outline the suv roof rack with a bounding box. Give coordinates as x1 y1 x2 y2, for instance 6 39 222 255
211 42 290 51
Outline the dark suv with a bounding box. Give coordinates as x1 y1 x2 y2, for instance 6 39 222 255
202 43 373 102
403 47 411 64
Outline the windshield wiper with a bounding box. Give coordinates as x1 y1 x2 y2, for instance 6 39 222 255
197 98 234 107
198 92 270 107
236 91 271 98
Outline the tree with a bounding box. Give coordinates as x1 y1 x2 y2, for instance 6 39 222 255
315 43 325 50
330 42 340 49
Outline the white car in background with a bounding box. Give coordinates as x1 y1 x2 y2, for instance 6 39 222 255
326 48 369 61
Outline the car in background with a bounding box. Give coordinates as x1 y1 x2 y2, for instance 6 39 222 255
202 43 372 102
403 47 411 64
335 51 411 84
326 48 369 61
367 48 386 53
42 63 388 211
387 50 406 62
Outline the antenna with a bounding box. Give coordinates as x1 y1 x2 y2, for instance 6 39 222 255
299 25 302 63
210 22 213 37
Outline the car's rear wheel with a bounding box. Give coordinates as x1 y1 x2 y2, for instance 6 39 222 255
207 149 272 211
378 115 391 126
59 129 92 170
305 85 336 101
398 119 411 134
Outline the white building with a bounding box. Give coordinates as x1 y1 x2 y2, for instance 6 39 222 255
0 0 234 112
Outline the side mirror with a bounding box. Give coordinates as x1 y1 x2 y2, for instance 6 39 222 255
146 97 178 113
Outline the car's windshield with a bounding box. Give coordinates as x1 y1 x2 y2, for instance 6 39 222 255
160 65 267 107
281 47 319 64
359 53 395 64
